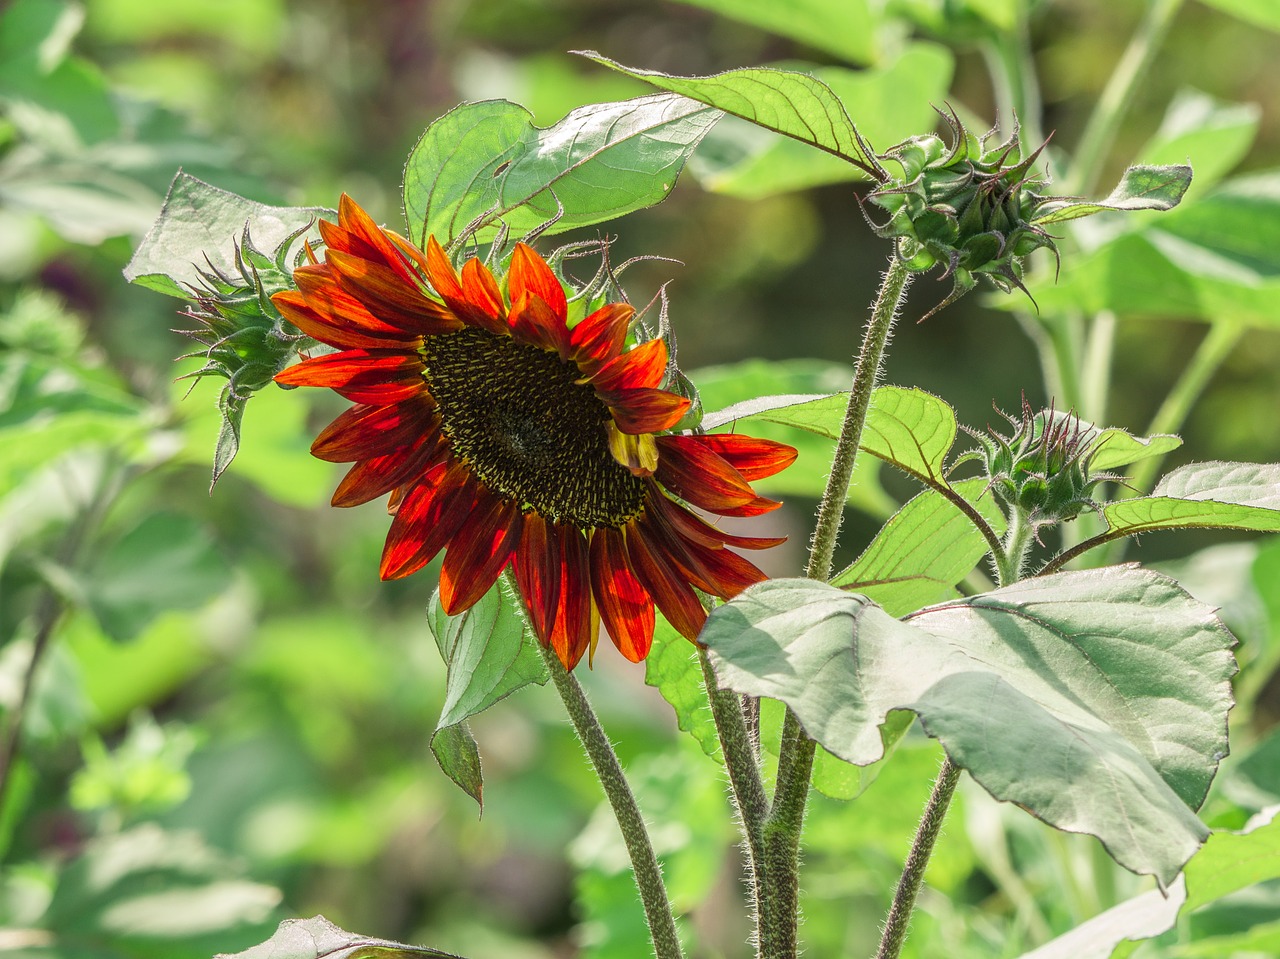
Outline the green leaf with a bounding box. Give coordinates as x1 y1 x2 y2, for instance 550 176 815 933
425 579 548 809
693 46 954 199
833 477 1005 616
1035 164 1193 225
401 94 721 249
1137 89 1260 197
1101 462 1280 539
83 513 233 642
216 915 465 959
1088 428 1182 472
1195 0 1280 31
860 386 958 483
579 53 877 172
1013 885 1185 959
643 617 719 759
665 0 879 64
41 824 282 958
703 568 1237 885
124 172 328 298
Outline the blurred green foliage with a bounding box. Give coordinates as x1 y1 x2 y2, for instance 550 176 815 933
2 0 1280 957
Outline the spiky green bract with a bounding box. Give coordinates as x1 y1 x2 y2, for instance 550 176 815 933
177 222 316 487
865 110 1060 320
962 397 1122 532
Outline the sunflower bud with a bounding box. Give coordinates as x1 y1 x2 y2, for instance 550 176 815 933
177 221 315 485
963 398 1121 528
866 110 1060 320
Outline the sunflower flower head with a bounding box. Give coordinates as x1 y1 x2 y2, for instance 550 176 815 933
272 196 796 670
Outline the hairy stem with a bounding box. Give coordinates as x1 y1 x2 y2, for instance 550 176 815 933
760 258 912 959
542 648 683 959
994 506 1035 589
700 651 769 937
875 759 963 959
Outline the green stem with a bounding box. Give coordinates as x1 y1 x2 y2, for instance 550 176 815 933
1080 310 1117 426
994 505 1035 589
875 759 963 959
760 258 912 959
542 647 683 959
982 3 1044 149
1066 0 1184 196
699 652 769 932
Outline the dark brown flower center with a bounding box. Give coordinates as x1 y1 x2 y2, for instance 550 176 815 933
422 327 645 528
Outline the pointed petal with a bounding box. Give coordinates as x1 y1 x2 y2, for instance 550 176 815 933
512 511 560 644
327 250 460 332
655 434 768 512
508 292 570 354
569 302 634 368
273 288 413 350
600 387 690 434
333 193 424 289
696 434 798 481
380 461 474 579
590 528 654 663
331 430 446 507
290 266 442 338
425 237 506 332
311 397 438 462
640 507 766 599
547 524 593 670
623 520 706 641
439 491 523 614
647 487 786 551
589 337 668 392
460 258 507 328
508 243 568 321
274 349 424 390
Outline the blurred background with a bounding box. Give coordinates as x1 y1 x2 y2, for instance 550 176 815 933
3 0 1280 956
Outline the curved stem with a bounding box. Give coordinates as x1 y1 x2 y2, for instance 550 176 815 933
875 759 963 959
1066 0 1184 196
542 647 683 959
760 258 912 959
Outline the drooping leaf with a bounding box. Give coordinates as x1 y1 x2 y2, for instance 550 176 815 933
579 53 878 172
693 45 954 198
833 477 1005 615
402 94 721 249
216 915 465 959
703 568 1237 885
665 0 879 64
425 579 549 809
1035 164 1193 225
643 617 720 759
1100 462 1280 540
83 513 233 642
124 172 328 298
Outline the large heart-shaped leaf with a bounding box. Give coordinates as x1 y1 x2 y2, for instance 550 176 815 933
702 567 1237 885
402 94 721 248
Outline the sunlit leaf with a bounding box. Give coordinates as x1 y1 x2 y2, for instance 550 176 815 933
1100 462 1280 540
216 915 464 959
125 172 328 298
643 618 719 759
580 53 877 172
703 568 1237 885
1088 428 1182 472
425 579 548 809
1036 164 1193 226
402 95 720 249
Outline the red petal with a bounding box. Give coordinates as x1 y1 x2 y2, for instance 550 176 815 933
439 491 523 614
274 288 412 351
327 250 460 332
623 520 706 641
512 512 560 644
655 434 771 512
331 430 445 507
697 434 798 481
547 524 593 670
289 266 442 338
461 258 507 331
589 337 668 392
508 292 569 355
640 508 765 599
311 397 438 462
600 387 690 434
508 243 567 321
425 237 506 333
334 379 428 405
647 487 787 551
333 194 424 290
569 302 634 369
380 462 474 579
274 350 424 390
590 528 654 662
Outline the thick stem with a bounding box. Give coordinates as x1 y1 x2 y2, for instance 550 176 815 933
542 647 683 959
760 258 912 959
994 506 1035 589
1066 0 1184 196
875 759 963 959
699 652 769 938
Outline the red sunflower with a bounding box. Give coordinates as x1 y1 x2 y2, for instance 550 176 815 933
273 195 796 669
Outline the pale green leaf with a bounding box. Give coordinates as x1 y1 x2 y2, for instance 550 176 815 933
1196 0 1280 31
124 172 327 298
643 618 720 759
1036 164 1193 225
704 568 1237 885
1101 462 1280 539
859 386 957 484
665 0 879 64
402 95 720 249
579 53 877 171
1089 428 1183 472
215 915 464 959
